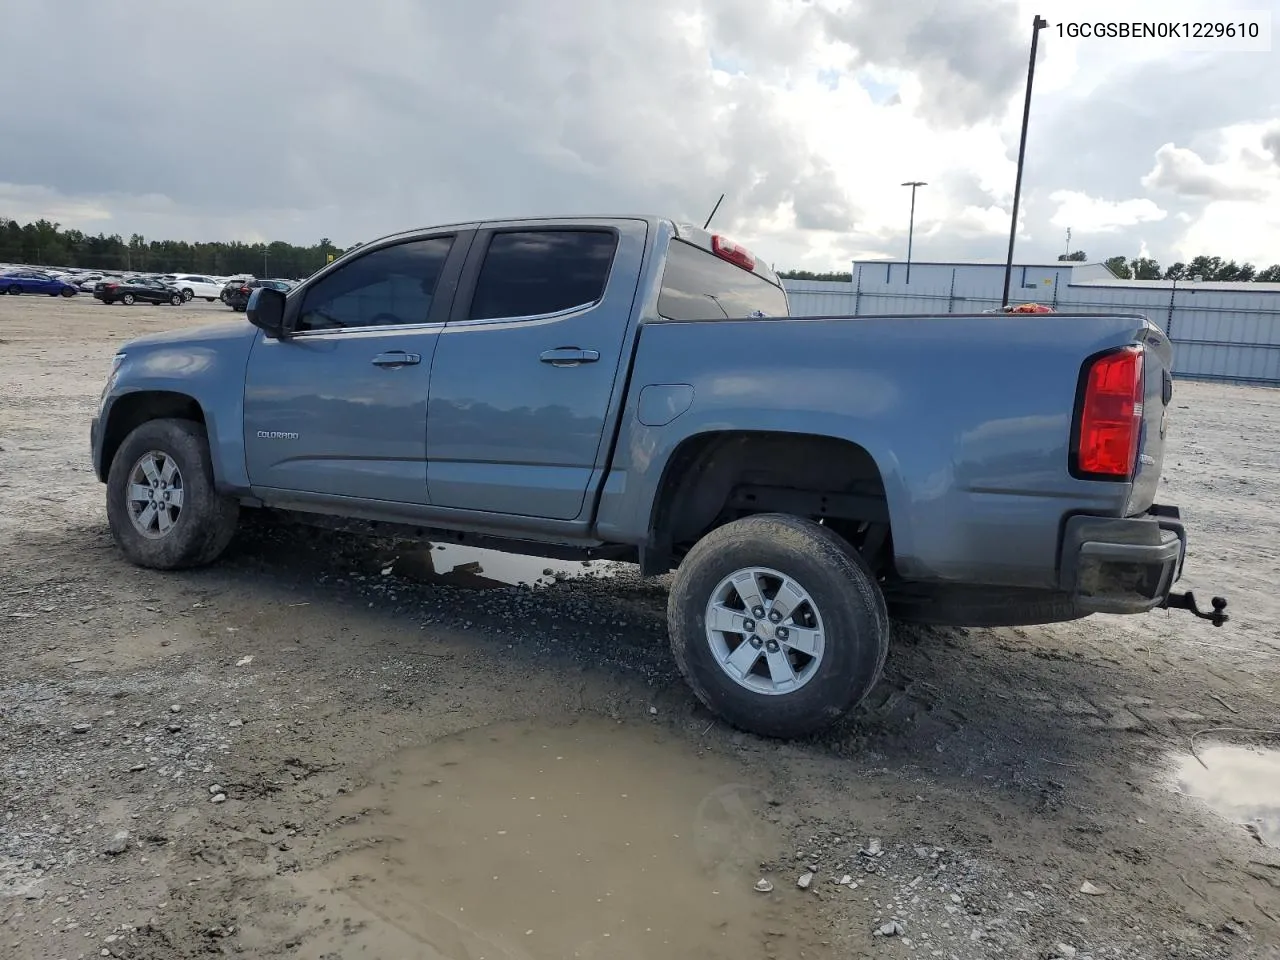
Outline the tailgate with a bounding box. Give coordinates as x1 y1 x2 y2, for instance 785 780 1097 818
1128 323 1174 515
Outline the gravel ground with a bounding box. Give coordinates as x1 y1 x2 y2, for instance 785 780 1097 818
2 296 1278 959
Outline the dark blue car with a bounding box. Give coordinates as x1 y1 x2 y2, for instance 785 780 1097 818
2 270 79 297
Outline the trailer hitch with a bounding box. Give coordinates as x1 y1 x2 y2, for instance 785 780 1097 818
1161 591 1229 627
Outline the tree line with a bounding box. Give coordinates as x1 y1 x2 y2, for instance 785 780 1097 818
779 254 1280 284
6 214 1277 285
0 216 358 278
1058 250 1280 282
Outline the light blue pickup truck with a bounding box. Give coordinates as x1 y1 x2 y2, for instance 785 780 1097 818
90 216 1227 738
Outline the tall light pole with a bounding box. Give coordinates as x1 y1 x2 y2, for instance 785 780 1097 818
901 180 926 284
1001 14 1049 309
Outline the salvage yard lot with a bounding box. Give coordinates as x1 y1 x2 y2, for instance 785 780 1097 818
2 295 1278 959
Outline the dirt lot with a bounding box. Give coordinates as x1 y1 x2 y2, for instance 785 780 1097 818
2 295 1278 960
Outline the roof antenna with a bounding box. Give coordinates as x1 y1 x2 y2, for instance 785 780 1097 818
703 193 725 230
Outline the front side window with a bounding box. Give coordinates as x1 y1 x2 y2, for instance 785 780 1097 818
295 236 454 332
468 229 617 321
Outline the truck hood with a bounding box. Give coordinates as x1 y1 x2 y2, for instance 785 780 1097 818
121 319 257 352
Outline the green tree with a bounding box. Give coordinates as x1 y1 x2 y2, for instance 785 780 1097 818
1256 264 1280 282
1104 256 1132 279
1129 257 1162 280
1057 250 1087 261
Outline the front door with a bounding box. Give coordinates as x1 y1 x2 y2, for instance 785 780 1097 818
243 231 470 504
426 220 647 520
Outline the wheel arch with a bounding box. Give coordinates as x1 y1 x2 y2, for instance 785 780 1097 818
644 428 909 576
98 391 207 482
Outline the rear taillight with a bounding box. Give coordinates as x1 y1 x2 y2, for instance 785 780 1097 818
239 286 250 293
1075 345 1144 479
711 235 756 272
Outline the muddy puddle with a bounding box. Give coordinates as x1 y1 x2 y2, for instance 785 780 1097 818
1173 742 1280 846
384 544 618 589
286 718 814 959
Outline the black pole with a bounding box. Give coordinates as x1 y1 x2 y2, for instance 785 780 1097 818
703 193 725 230
901 180 926 284
1002 14 1048 309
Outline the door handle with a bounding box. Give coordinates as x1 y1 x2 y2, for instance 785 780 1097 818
539 348 600 366
371 351 421 367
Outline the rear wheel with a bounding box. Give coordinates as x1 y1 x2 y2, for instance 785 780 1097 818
180 288 194 301
205 297 216 302
122 293 135 305
6 285 21 295
668 514 889 739
106 418 239 570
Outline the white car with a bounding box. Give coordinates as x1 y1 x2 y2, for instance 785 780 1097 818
169 275 224 302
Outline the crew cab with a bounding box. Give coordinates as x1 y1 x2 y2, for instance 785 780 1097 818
89 216 1227 738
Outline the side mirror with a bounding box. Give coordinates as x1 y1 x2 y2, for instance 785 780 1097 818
246 287 286 338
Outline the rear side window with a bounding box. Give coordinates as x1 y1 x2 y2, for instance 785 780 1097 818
468 230 617 321
657 239 789 320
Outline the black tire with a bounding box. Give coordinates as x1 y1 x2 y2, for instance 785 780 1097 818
6 284 21 295
106 418 239 570
122 293 135 305
233 305 245 312
205 297 216 302
169 294 182 306
181 288 194 301
888 585 1086 627
60 286 76 297
667 514 889 739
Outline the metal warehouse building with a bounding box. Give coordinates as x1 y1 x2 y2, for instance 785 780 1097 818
781 260 1280 386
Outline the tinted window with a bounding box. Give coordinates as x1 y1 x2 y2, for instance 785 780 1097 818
296 236 454 331
657 240 789 320
468 230 617 321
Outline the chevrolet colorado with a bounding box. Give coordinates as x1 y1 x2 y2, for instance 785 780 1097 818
90 216 1227 737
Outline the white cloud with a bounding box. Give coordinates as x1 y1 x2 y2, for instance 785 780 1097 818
1141 143 1271 201
1135 122 1280 263
0 0 1275 271
1048 190 1167 233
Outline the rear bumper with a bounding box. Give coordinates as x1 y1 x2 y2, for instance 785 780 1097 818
1059 506 1185 614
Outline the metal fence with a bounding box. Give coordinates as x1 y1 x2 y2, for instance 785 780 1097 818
781 275 1280 386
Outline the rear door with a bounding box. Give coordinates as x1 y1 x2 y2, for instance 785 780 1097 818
243 230 471 503
425 219 646 520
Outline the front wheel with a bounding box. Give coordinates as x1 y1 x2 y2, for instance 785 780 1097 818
121 293 135 305
667 514 889 739
105 418 239 570
60 286 76 297
6 285 21 295
169 293 182 306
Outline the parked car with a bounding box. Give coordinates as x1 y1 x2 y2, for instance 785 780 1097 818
168 275 224 302
89 215 1227 739
222 278 292 312
2 269 78 297
94 278 184 306
75 273 112 292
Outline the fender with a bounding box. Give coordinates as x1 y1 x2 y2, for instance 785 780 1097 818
95 321 257 494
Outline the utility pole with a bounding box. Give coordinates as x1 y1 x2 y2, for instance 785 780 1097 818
1002 14 1049 308
901 181 926 284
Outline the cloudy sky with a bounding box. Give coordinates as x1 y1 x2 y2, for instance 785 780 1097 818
1 0 1277 271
